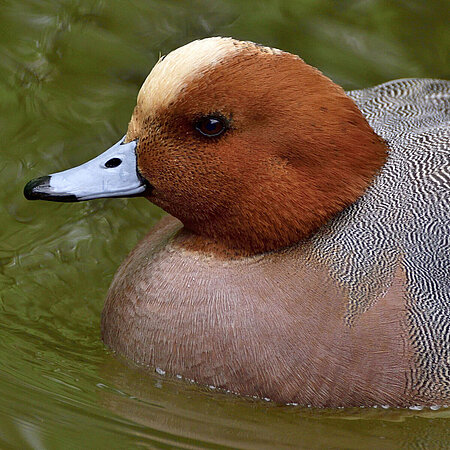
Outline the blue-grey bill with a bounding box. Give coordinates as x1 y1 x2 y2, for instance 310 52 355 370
24 136 147 202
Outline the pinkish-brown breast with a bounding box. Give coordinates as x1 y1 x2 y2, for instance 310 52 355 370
101 214 415 407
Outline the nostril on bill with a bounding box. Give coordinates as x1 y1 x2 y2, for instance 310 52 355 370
105 158 122 168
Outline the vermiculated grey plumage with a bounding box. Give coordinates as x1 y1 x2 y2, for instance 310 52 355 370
311 78 449 401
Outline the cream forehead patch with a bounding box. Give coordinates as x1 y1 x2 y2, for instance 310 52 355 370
135 37 284 114
137 37 238 113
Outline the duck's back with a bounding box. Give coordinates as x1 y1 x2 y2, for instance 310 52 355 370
312 79 449 402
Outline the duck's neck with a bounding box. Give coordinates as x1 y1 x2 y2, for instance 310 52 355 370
180 136 388 256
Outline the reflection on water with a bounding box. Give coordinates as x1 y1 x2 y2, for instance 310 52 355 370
98 358 450 449
0 0 448 447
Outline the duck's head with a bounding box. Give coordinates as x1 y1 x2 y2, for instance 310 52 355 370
25 37 387 255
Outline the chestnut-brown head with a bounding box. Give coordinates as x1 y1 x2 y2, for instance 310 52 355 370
127 38 386 253
128 37 388 254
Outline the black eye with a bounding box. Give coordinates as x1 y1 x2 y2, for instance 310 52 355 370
195 116 227 137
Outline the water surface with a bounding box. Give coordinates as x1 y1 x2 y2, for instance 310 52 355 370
1 0 449 448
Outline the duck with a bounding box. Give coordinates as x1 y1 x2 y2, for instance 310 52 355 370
24 37 450 408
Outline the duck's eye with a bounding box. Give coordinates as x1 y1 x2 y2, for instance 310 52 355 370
195 116 227 137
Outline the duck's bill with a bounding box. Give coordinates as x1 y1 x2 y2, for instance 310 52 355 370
24 136 148 202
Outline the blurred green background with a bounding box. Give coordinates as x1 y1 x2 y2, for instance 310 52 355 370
0 0 449 448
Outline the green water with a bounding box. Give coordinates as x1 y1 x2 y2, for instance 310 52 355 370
1 0 449 448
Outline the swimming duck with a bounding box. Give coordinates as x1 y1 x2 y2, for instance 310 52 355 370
24 37 449 407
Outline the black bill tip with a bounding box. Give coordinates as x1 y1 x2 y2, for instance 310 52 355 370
23 176 78 202
24 176 51 200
